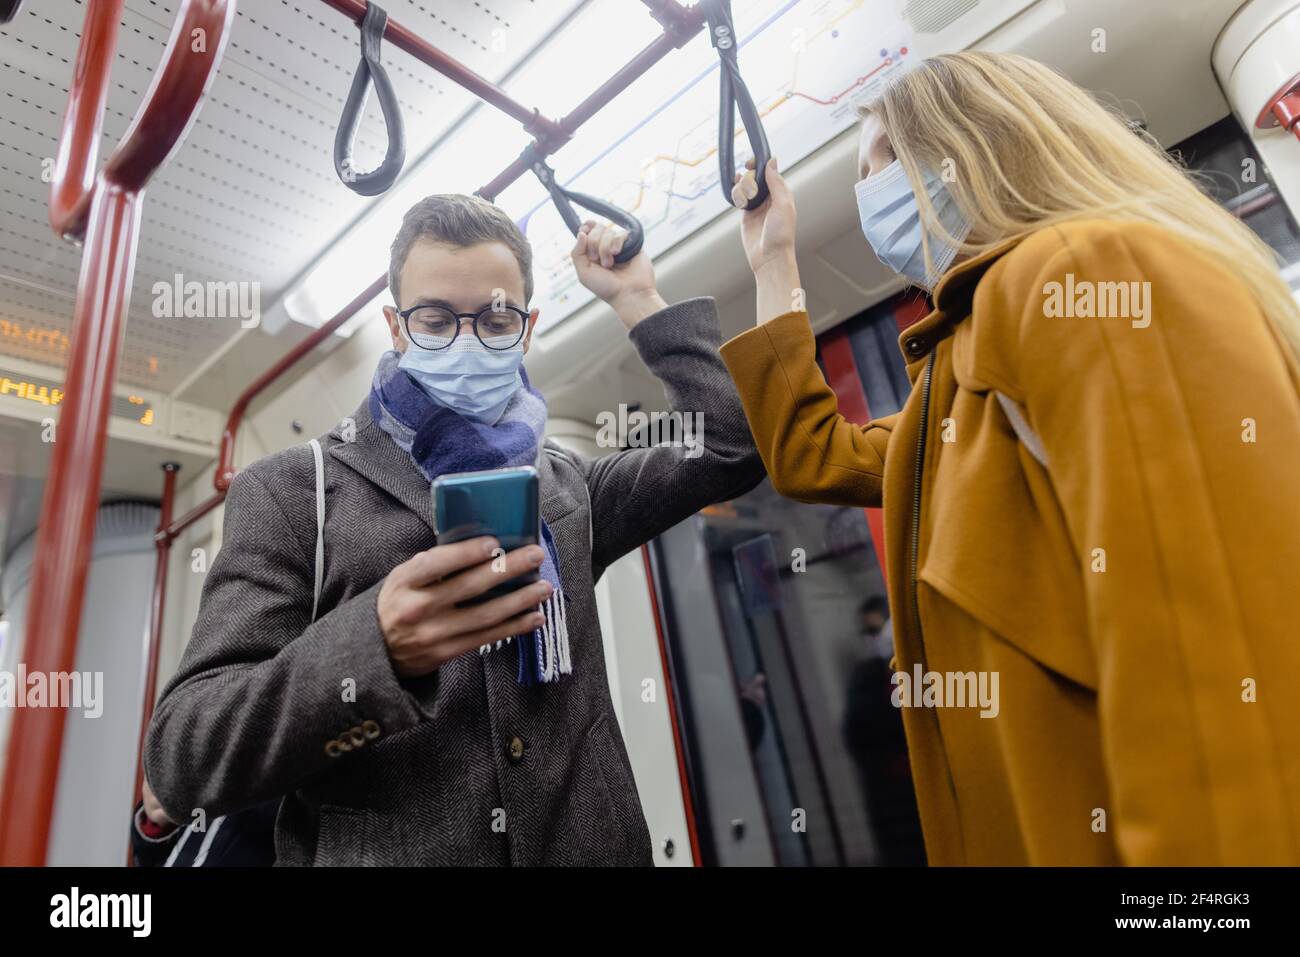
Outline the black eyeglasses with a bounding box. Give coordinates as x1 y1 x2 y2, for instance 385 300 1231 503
397 303 529 351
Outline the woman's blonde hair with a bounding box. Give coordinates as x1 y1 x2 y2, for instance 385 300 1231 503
866 51 1300 358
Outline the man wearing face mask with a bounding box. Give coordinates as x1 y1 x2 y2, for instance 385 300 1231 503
143 193 765 866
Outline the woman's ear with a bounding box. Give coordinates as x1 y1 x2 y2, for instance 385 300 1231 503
857 112 895 179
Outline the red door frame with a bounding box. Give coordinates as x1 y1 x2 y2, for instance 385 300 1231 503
817 292 931 582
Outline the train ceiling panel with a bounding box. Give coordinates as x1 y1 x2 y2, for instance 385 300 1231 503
0 0 580 395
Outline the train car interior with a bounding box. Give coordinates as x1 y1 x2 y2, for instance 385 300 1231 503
1 0 1298 887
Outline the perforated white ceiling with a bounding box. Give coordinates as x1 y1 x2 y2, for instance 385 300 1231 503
0 0 579 397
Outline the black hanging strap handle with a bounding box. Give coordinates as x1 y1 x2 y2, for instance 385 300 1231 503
1 0 26 25
528 149 645 265
706 0 771 211
334 3 406 196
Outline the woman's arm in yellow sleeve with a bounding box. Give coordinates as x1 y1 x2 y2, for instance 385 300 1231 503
719 310 896 507
998 221 1300 864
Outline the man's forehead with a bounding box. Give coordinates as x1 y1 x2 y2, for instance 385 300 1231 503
399 239 526 303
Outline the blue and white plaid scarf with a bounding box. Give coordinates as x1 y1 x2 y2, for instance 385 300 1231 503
368 350 571 685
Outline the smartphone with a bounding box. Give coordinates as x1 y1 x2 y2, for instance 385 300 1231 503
431 466 540 604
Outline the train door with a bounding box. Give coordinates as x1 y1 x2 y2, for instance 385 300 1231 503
646 291 929 866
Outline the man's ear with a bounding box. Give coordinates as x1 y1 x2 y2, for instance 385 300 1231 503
382 305 405 352
521 308 541 354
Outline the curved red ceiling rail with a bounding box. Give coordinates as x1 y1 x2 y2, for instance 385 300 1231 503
49 0 236 240
1256 71 1300 143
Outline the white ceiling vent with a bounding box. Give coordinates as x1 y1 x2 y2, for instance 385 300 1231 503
902 0 981 34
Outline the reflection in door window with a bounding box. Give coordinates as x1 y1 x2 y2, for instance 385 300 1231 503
648 292 927 866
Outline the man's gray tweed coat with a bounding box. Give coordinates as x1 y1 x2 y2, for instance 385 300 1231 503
144 297 765 865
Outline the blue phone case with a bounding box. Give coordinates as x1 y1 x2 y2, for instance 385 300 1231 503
432 466 540 604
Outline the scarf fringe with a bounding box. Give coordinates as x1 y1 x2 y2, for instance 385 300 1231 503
486 587 570 686
371 354 571 688
479 636 513 655
556 587 571 673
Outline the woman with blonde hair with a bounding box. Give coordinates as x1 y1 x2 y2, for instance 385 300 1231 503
720 51 1300 865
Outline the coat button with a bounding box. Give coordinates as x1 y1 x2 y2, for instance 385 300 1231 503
362 719 381 740
507 736 525 763
904 336 926 357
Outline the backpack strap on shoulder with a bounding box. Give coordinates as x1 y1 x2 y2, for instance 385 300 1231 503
308 439 326 622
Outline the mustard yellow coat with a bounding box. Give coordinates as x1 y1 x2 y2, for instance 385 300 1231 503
718 219 1300 865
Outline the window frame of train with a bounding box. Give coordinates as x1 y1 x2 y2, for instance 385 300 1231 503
645 290 927 868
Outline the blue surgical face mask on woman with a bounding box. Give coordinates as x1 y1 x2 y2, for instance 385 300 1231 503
854 159 972 289
397 331 525 425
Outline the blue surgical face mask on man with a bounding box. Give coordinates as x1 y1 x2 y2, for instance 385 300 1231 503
854 159 972 289
397 331 525 425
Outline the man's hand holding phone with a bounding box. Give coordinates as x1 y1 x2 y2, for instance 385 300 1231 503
378 536 551 678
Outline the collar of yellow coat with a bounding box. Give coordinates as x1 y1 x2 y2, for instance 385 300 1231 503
893 232 1031 367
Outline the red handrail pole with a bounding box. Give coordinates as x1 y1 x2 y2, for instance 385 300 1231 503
163 276 382 564
311 0 707 200
0 184 144 868
164 489 228 541
1256 71 1300 143
214 274 389 490
47 0 125 239
559 2 705 132
478 3 707 200
316 0 568 141
127 462 180 866
1276 93 1300 142
51 2 236 241
0 0 235 868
